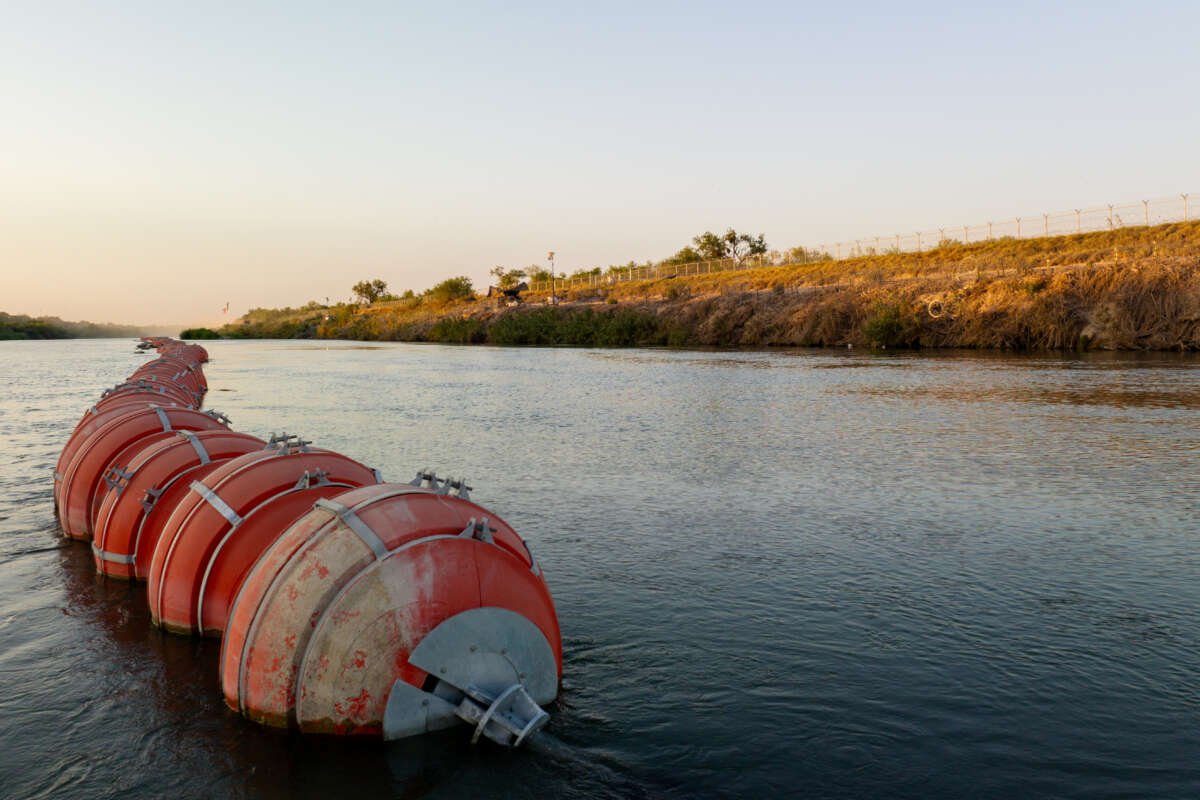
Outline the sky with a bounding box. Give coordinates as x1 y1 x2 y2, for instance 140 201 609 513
2 1 1197 327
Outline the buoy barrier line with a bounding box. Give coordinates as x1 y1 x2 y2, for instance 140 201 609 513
58 405 232 540
91 431 266 581
194 479 364 637
147 446 381 635
55 338 561 746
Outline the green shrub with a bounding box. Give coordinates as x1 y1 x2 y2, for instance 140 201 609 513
180 327 220 339
424 276 474 305
427 317 486 344
862 303 919 348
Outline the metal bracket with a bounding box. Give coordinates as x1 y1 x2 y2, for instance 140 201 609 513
293 469 331 490
103 466 136 495
409 468 439 489
202 410 231 427
523 540 541 577
266 431 310 452
140 486 165 514
442 477 472 500
456 683 549 747
458 517 495 545
408 470 472 500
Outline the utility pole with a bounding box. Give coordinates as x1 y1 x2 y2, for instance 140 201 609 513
547 251 556 304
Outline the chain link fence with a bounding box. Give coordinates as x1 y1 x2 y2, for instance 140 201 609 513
527 192 1193 294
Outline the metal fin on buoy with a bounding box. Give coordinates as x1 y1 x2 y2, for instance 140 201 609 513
383 607 557 746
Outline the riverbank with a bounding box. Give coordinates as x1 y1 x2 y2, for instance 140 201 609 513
218 221 1200 350
0 312 148 340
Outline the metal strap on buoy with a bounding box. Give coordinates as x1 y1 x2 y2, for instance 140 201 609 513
152 405 173 432
178 430 211 464
190 481 243 526
91 543 136 565
313 498 388 558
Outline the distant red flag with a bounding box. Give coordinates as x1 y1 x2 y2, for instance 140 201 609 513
222 302 230 314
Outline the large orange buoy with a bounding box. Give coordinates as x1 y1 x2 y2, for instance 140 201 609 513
131 356 207 391
91 430 266 579
86 429 180 530
96 378 200 409
220 480 560 742
58 406 232 540
147 439 381 636
178 343 209 363
56 401 189 509
129 366 206 396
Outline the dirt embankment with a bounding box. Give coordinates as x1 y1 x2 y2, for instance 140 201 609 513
222 221 1200 350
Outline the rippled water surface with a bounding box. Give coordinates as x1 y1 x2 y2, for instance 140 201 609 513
1 340 1198 798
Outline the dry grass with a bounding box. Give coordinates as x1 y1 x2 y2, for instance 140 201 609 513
223 220 1200 350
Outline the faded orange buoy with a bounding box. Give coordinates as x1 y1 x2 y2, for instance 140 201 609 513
221 480 560 743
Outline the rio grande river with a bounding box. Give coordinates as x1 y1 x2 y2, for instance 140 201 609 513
0 339 1197 798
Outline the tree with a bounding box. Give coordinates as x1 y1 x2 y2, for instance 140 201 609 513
691 228 768 263
489 266 528 289
424 276 474 305
352 279 389 304
662 246 703 266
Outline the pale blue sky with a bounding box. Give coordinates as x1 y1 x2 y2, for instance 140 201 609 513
2 1 1197 325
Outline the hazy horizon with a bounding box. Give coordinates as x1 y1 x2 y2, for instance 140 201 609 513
3 1 1197 327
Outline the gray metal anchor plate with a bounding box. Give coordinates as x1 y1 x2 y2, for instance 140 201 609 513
382 607 558 743
407 607 558 705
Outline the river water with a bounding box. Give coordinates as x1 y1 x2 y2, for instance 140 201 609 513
0 339 1197 799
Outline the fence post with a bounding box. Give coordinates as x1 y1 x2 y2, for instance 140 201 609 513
836 243 841 259
1076 209 1081 233
1144 199 1149 226
1043 214 1048 235
895 233 900 251
1108 205 1113 229
988 222 993 240
1016 217 1021 237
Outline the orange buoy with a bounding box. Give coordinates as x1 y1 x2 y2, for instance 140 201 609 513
179 344 209 363
129 366 206 396
58 406 232 540
96 378 200 409
56 401 189 508
220 481 560 742
91 430 266 579
147 439 381 636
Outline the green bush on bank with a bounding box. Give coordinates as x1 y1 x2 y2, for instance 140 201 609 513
179 327 220 339
486 307 670 346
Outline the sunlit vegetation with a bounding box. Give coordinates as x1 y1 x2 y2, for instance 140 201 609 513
220 220 1200 350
